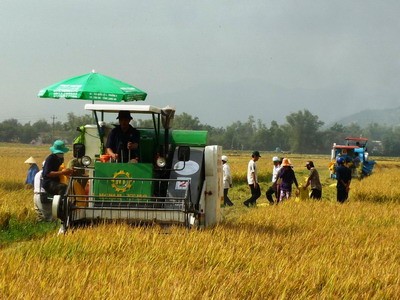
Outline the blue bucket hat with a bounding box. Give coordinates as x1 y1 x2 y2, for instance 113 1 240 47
50 140 69 154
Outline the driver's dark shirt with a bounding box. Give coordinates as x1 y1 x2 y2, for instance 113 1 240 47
42 154 63 189
106 125 140 162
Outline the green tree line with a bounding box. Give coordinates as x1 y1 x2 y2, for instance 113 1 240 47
1 110 398 155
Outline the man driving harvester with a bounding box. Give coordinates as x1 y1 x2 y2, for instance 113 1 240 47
106 110 140 163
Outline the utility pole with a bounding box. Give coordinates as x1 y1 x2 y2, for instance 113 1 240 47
51 115 57 140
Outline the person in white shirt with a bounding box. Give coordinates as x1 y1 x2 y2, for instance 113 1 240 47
243 151 261 207
33 165 53 222
265 156 281 205
222 155 234 206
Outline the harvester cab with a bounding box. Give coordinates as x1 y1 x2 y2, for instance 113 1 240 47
329 137 375 179
52 103 223 232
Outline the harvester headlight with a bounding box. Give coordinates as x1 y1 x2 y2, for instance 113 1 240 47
81 156 92 167
156 157 166 168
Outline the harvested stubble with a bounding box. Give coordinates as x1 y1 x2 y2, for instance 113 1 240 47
1 203 400 299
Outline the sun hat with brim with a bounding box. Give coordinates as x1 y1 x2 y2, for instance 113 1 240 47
24 156 36 164
117 111 133 120
281 158 291 167
305 161 314 167
50 140 69 154
272 156 280 162
221 155 228 162
252 151 261 157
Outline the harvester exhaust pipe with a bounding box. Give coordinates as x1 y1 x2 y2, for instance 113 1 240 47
161 106 176 159
161 106 176 130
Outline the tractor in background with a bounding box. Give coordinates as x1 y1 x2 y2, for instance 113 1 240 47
329 137 375 179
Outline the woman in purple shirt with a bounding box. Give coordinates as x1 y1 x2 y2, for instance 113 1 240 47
277 158 299 203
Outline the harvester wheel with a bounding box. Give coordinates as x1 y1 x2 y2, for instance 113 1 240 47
52 195 73 232
62 196 74 231
52 195 62 220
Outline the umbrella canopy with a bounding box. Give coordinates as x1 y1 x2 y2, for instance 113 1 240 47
38 71 147 102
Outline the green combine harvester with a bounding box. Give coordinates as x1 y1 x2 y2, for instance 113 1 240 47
51 104 223 232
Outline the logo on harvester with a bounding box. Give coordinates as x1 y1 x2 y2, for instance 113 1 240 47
111 170 133 193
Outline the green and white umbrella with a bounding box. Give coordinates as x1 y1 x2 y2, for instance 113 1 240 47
38 71 147 102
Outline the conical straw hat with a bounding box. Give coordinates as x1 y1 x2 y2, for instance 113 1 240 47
24 156 36 164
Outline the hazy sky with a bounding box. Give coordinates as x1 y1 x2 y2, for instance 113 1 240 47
1 1 399 127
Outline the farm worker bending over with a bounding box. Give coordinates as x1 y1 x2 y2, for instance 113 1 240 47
42 140 73 196
243 151 261 207
303 161 322 200
106 111 140 163
277 158 299 203
24 156 39 189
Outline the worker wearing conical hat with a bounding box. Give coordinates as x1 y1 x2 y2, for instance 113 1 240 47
277 158 299 203
24 156 39 189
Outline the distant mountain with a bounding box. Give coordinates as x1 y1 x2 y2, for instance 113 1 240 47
330 107 400 128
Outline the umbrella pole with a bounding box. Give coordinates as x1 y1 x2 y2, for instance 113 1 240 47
93 112 105 155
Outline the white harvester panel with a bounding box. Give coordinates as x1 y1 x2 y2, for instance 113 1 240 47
83 124 112 163
204 145 223 227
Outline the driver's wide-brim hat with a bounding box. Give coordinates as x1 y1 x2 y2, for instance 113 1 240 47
117 110 132 120
50 140 69 154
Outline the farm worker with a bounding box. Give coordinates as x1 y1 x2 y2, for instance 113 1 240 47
42 140 73 196
106 111 140 163
24 156 39 189
335 156 352 203
277 158 299 203
243 151 261 207
222 155 233 206
265 156 281 205
303 161 322 200
33 162 53 222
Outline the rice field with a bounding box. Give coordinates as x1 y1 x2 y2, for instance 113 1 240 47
1 143 400 299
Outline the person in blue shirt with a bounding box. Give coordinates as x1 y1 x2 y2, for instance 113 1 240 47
24 156 39 189
335 156 352 203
